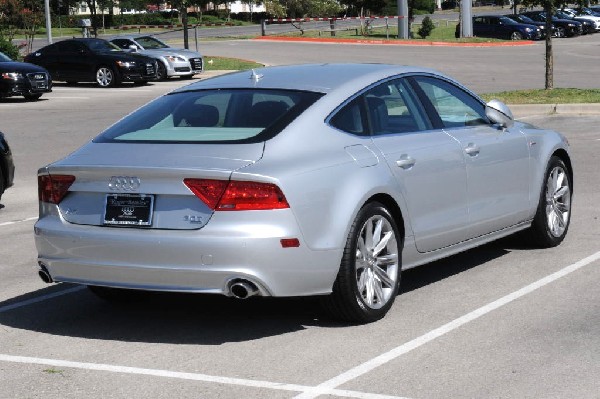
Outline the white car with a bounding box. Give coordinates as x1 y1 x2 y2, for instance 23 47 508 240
110 35 203 80
561 8 600 31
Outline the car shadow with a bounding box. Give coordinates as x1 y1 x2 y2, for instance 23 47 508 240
0 235 527 344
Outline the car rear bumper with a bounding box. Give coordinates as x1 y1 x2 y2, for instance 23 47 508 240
34 209 341 297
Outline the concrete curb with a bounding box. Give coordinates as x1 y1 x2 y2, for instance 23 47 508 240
509 103 600 117
253 36 536 47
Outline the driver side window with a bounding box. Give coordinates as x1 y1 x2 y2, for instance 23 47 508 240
413 76 489 128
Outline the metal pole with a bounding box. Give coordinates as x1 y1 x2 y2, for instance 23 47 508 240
261 19 266 36
194 26 198 53
386 17 389 40
397 0 409 39
461 0 473 37
44 0 52 44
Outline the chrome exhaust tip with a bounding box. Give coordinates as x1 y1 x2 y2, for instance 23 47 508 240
229 280 259 299
38 262 53 284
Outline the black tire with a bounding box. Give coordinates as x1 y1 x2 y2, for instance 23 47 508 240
510 31 523 40
321 202 402 323
529 156 572 248
157 62 168 80
95 66 118 88
24 93 42 101
88 285 136 302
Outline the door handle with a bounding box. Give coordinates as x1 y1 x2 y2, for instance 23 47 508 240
396 155 416 169
465 143 480 156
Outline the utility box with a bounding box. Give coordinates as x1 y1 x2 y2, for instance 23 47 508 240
77 19 91 38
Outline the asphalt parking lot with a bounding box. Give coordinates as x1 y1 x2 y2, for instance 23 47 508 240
1 38 600 398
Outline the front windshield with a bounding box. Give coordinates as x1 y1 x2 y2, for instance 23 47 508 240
0 52 12 62
87 39 122 52
135 36 169 49
499 16 517 24
519 15 535 23
95 89 323 144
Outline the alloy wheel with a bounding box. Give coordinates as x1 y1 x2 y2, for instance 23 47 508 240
545 165 571 238
355 215 399 309
96 67 114 87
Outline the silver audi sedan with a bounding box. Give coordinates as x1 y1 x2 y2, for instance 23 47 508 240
34 64 573 323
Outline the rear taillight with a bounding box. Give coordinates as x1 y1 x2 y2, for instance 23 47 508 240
184 179 289 211
38 174 75 204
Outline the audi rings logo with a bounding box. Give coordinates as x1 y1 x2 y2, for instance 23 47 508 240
108 176 141 191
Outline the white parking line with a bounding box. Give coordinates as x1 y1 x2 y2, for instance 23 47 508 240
0 216 37 227
0 354 409 399
293 249 600 399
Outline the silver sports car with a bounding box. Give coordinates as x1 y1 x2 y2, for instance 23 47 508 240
34 64 573 323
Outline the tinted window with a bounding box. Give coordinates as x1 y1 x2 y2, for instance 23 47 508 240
413 76 489 128
0 52 11 62
95 89 323 144
135 36 168 49
330 98 367 136
58 41 85 52
363 79 430 135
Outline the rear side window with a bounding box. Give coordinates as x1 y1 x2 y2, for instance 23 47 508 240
95 89 323 144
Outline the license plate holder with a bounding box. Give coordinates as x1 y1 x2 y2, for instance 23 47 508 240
104 194 154 226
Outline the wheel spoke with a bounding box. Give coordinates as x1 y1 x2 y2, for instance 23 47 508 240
373 231 393 256
357 270 367 292
373 280 385 304
554 186 569 200
377 253 398 266
374 265 394 288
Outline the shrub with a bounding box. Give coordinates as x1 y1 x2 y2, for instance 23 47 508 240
0 38 20 60
417 16 435 38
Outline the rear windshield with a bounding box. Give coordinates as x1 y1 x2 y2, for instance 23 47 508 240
95 89 323 144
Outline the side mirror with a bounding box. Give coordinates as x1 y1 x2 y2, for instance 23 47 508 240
485 99 514 129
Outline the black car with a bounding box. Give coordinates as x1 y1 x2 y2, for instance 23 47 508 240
505 14 553 38
456 15 542 40
0 51 52 101
521 11 583 37
24 38 158 87
0 131 14 202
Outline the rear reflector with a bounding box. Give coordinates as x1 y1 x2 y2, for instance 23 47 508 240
184 179 289 211
38 174 75 204
280 238 300 248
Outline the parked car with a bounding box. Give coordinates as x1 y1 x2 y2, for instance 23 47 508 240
477 15 541 40
556 9 600 33
0 51 52 101
0 131 14 202
521 11 583 37
34 64 573 323
109 35 203 80
24 38 158 87
587 6 600 15
455 15 542 40
505 14 553 38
